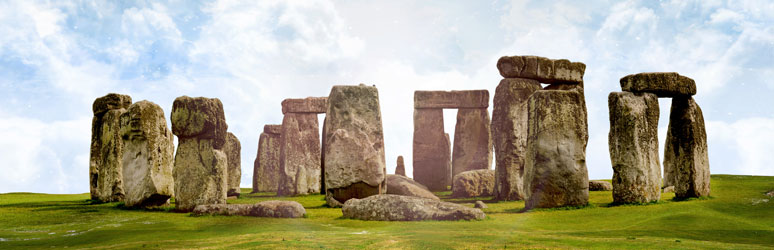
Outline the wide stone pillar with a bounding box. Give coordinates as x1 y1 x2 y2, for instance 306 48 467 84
90 93 132 203
278 113 321 196
608 92 661 204
412 108 451 191
665 97 710 198
452 108 493 178
253 125 281 193
491 78 541 201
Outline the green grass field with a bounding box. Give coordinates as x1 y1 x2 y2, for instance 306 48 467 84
1 175 772 249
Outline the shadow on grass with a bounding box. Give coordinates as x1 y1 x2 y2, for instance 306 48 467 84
504 203 597 213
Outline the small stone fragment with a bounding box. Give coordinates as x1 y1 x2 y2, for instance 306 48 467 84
342 194 485 221
620 72 696 97
452 169 495 198
395 156 406 176
474 201 488 209
589 181 613 191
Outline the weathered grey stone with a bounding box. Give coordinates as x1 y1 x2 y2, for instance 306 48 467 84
412 108 452 191
90 93 131 202
278 113 321 196
491 78 541 201
191 201 306 218
395 156 406 176
474 201 488 209
665 97 710 198
765 190 773 198
342 194 485 221
544 81 584 91
281 97 328 114
414 90 489 109
324 84 386 206
225 132 241 198
620 72 696 97
524 90 589 209
120 100 175 208
608 92 661 204
321 117 327 195
497 56 585 84
663 186 675 193
253 125 281 193
589 181 612 191
452 169 495 198
386 174 438 200
170 96 228 149
452 108 493 178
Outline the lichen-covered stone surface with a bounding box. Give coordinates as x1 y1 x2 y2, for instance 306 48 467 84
414 90 489 109
412 108 451 191
452 108 493 178
90 93 132 202
281 97 328 114
496 56 585 84
524 90 589 210
491 78 541 201
386 174 438 200
341 194 485 221
253 125 281 193
120 100 175 208
278 113 321 196
225 132 241 197
666 97 710 198
452 169 495 198
170 96 228 148
620 72 696 97
608 92 661 204
191 201 306 218
589 181 613 191
395 156 406 176
324 84 386 206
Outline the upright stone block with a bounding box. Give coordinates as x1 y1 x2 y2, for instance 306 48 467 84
412 108 452 191
491 78 541 201
278 113 321 196
608 92 661 204
395 156 406 176
90 93 132 202
324 84 387 206
253 125 281 193
120 100 175 208
665 97 710 198
524 90 589 209
452 108 493 178
225 132 241 198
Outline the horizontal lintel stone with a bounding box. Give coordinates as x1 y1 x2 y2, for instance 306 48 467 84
497 55 586 84
281 97 328 114
414 90 489 109
620 72 696 97
263 124 282 134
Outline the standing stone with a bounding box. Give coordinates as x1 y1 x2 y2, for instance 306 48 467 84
395 156 406 176
253 125 281 193
608 92 661 204
120 100 175 208
524 90 589 209
491 78 541 201
90 93 132 202
412 108 452 191
451 169 495 198
171 96 228 212
665 97 710 198
663 126 676 188
225 132 241 198
324 84 386 206
452 108 493 179
321 117 327 195
278 113 321 196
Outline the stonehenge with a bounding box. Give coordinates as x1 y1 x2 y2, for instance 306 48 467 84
253 125 281 193
225 132 242 198
412 108 452 191
90 93 132 202
278 97 327 196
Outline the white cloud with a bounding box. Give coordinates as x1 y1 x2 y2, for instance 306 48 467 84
707 118 774 176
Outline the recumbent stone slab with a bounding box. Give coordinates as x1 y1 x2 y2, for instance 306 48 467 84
620 72 696 97
412 108 452 191
665 96 710 198
342 194 485 221
386 174 439 200
497 56 586 84
192 201 306 218
414 90 489 109
90 93 132 203
252 125 281 193
452 169 495 198
281 97 328 114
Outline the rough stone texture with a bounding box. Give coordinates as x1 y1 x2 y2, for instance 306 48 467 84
278 113 321 196
412 108 452 191
324 84 386 206
414 90 489 109
252 125 281 193
321 117 327 195
342 194 485 221
386 174 438 200
491 78 541 201
608 92 661 204
191 201 306 218
663 186 675 193
497 56 586 84
665 97 710 198
544 81 584 91
395 156 406 176
281 97 328 114
452 108 493 178
524 90 589 209
120 101 175 208
474 201 488 209
170 96 228 149
452 169 495 198
225 132 241 197
620 72 697 97
90 93 131 202
589 181 613 191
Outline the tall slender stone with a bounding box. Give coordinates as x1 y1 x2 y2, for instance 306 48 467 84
452 108 493 179
90 93 132 202
278 113 321 196
225 132 241 198
666 97 710 198
395 156 406 176
491 78 541 201
253 125 281 193
608 92 661 204
412 108 451 191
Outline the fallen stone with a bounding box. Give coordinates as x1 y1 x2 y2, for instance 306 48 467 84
90 93 132 202
386 174 438 200
474 201 488 209
663 186 675 193
281 97 328 114
170 96 228 149
192 201 306 218
524 89 589 209
491 78 541 201
412 108 452 191
120 100 175 208
608 92 661 204
452 108 493 178
225 132 241 198
414 90 489 109
253 125 282 193
620 72 696 97
765 190 774 198
324 84 386 206
666 97 710 198
341 194 485 221
395 156 406 176
278 113 321 196
589 181 613 191
452 169 495 198
497 56 586 84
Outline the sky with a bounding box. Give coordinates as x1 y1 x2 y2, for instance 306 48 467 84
0 0 772 194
